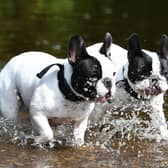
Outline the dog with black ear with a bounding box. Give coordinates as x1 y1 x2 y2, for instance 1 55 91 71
87 32 127 120
115 34 168 140
0 35 116 145
87 32 127 81
88 32 168 140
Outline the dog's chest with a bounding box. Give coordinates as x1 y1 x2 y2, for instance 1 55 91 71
113 84 150 110
43 98 95 120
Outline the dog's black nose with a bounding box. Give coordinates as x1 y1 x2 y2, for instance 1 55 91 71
152 78 160 89
152 78 158 85
103 77 112 89
152 79 158 83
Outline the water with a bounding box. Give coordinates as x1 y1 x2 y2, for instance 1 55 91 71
1 0 168 167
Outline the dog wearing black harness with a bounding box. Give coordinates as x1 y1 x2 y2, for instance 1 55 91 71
0 35 116 145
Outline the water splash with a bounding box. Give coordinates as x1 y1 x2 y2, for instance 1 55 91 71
87 101 168 152
0 100 168 152
0 117 79 148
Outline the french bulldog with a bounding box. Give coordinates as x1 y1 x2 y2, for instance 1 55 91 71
0 35 116 145
88 32 168 140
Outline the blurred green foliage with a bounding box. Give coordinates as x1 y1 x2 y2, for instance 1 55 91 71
0 0 168 61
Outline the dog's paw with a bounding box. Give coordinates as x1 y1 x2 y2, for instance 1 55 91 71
73 138 84 147
34 135 53 144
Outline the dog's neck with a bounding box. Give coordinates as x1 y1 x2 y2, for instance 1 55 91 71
124 79 144 100
116 66 147 100
37 61 88 102
59 62 89 101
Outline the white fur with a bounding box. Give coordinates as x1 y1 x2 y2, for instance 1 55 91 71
87 44 117 97
87 43 127 82
88 43 168 140
126 50 168 99
0 51 116 145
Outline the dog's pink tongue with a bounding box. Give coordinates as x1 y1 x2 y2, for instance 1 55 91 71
145 87 162 96
151 88 161 95
96 96 107 103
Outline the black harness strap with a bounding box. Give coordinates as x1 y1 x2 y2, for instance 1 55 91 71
37 63 59 79
36 63 85 102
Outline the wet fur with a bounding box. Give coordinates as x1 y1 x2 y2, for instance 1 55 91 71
0 35 116 145
88 33 168 140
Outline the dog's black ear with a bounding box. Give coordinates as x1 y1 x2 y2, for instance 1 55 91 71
159 34 168 59
128 33 141 59
100 32 112 58
68 35 88 64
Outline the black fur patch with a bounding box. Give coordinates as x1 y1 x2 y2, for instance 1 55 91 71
99 32 112 59
128 51 152 83
37 64 85 101
37 34 103 101
127 33 152 83
57 64 85 101
68 34 103 100
71 56 102 100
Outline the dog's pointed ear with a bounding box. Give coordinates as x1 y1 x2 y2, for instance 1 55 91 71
159 34 168 59
100 32 112 57
128 33 141 59
68 35 88 64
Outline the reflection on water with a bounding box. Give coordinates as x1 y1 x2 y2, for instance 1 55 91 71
0 107 168 168
0 0 168 62
1 0 168 167
1 127 168 168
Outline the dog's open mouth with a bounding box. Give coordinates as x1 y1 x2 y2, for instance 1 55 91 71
96 91 112 103
139 86 162 97
145 87 162 96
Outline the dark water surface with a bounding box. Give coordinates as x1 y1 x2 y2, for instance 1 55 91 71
1 141 168 168
1 0 168 167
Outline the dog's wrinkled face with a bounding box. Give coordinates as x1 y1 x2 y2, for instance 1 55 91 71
126 33 168 98
71 56 102 100
68 35 116 103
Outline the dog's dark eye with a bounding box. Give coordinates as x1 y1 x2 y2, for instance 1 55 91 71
141 65 151 74
92 65 101 76
141 66 147 72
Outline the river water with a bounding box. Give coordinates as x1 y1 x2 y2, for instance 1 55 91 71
0 0 168 167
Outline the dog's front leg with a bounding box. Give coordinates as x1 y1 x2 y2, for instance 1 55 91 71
31 114 54 144
73 117 88 146
150 94 168 140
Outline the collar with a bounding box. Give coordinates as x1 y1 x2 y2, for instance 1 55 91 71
116 67 147 100
37 63 86 102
